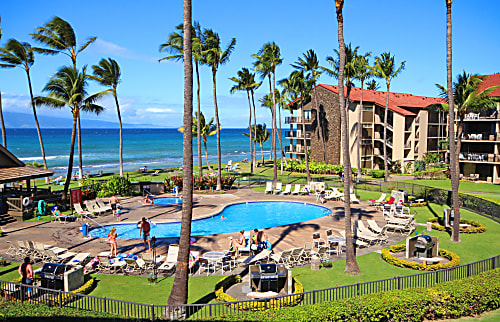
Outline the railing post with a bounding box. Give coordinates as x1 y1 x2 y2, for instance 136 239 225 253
398 275 401 290
313 290 316 304
467 263 470 278
151 304 155 321
435 271 439 285
356 281 360 296
58 290 62 308
103 296 107 312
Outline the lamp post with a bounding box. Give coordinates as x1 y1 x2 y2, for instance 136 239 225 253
151 236 157 284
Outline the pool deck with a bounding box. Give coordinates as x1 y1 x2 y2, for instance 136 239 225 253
0 188 404 270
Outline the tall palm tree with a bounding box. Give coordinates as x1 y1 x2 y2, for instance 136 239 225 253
32 16 96 180
34 66 104 198
366 79 379 91
353 53 371 181
178 112 217 171
253 42 283 185
0 39 48 171
202 29 236 191
371 52 405 182
0 18 6 147
292 49 327 163
335 0 360 275
167 0 193 306
229 68 260 173
160 22 204 179
91 58 124 177
244 124 270 164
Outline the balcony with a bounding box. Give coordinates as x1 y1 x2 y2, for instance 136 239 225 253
285 145 311 154
284 130 311 139
462 132 500 141
459 152 499 163
285 116 312 124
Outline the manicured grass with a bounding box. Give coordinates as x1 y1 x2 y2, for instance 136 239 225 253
400 179 500 194
445 308 500 322
90 273 221 305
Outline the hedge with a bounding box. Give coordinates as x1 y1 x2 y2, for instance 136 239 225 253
404 201 428 207
214 274 304 311
212 268 500 321
428 217 486 234
381 245 460 271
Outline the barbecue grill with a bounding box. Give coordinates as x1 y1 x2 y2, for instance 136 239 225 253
40 263 72 290
414 235 435 258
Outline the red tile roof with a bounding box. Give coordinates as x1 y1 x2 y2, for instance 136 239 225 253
478 74 500 97
317 84 445 116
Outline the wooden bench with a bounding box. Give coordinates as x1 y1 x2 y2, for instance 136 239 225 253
418 257 442 266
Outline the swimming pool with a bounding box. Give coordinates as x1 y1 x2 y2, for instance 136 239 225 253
89 201 331 239
152 197 183 205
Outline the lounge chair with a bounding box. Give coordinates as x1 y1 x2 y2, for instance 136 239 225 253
51 207 77 223
324 189 342 201
6 241 24 258
289 248 304 266
223 160 233 171
366 220 390 238
45 248 76 263
74 203 95 217
270 249 292 265
189 251 200 273
264 182 273 194
310 246 329 262
98 255 126 273
300 185 310 195
273 182 282 194
124 258 145 273
291 184 301 195
151 170 159 176
85 200 106 215
237 232 252 255
301 242 314 262
229 163 240 173
96 199 112 212
241 249 272 265
369 193 387 206
158 244 179 273
50 176 63 184
281 184 292 195
356 221 387 244
341 193 360 204
67 252 91 266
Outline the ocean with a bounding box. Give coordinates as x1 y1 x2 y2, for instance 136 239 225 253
10 128 278 177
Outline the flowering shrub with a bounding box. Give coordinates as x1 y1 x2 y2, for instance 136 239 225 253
381 246 460 271
427 217 486 234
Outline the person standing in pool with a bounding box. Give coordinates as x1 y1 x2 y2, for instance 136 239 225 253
139 217 151 251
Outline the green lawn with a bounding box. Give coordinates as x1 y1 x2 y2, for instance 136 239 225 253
400 179 500 194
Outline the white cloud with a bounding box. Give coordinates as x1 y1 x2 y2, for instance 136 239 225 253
144 107 175 113
93 39 157 62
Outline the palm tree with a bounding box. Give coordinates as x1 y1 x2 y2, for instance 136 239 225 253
371 52 405 182
244 124 270 164
31 16 97 180
178 112 216 171
202 29 236 191
0 39 48 172
34 66 104 198
292 49 327 163
167 0 193 306
229 68 260 173
366 80 379 90
335 0 360 275
0 18 6 147
91 58 124 177
253 42 283 185
353 53 371 181
160 22 204 179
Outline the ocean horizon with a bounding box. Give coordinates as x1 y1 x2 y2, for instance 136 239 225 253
11 128 281 177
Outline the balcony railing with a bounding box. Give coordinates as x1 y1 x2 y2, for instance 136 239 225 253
284 131 311 139
463 133 499 141
285 146 311 154
284 116 312 124
459 152 498 163
461 110 499 120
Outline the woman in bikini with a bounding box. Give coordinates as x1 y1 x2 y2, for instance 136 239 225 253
228 230 246 258
107 227 118 257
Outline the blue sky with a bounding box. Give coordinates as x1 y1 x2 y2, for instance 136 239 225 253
1 0 499 128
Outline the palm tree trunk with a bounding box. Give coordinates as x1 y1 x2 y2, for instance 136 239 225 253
0 91 6 147
246 90 253 173
357 81 364 181
277 99 287 172
26 70 48 180
64 110 78 199
383 82 390 182
313 86 327 163
301 101 311 183
337 1 360 275
271 74 278 185
251 89 258 169
203 138 213 171
77 115 83 180
195 62 203 179
167 0 193 306
260 142 265 164
447 0 460 243
212 69 222 191
113 90 124 177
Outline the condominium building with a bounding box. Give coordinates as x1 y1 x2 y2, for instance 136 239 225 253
286 84 445 171
458 74 500 183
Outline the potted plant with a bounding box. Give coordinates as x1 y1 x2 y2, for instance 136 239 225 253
321 261 333 269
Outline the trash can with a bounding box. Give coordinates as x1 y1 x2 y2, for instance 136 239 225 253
82 222 88 237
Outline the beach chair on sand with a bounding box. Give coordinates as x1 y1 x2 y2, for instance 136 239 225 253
273 182 282 194
158 244 179 273
265 182 273 194
291 184 301 195
281 184 292 195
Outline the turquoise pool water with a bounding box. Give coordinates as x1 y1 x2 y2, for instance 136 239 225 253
89 201 331 239
153 197 183 205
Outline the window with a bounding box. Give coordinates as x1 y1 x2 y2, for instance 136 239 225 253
362 105 373 111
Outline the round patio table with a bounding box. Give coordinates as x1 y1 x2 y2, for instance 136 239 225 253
203 251 225 262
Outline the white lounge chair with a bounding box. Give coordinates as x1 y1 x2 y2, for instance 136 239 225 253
74 203 94 217
273 182 282 194
264 182 273 194
369 193 386 206
281 184 292 195
96 199 112 212
291 184 301 195
158 244 180 273
341 193 360 204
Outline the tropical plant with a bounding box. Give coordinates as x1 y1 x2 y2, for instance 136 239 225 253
91 58 124 177
25 161 43 168
31 16 96 180
243 124 270 164
253 42 283 185
34 66 105 198
292 49 327 163
202 29 236 191
0 39 48 172
167 0 194 306
178 112 217 171
101 176 131 196
366 79 379 90
160 21 204 178
0 18 6 147
229 67 260 173
335 0 360 275
372 52 406 182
